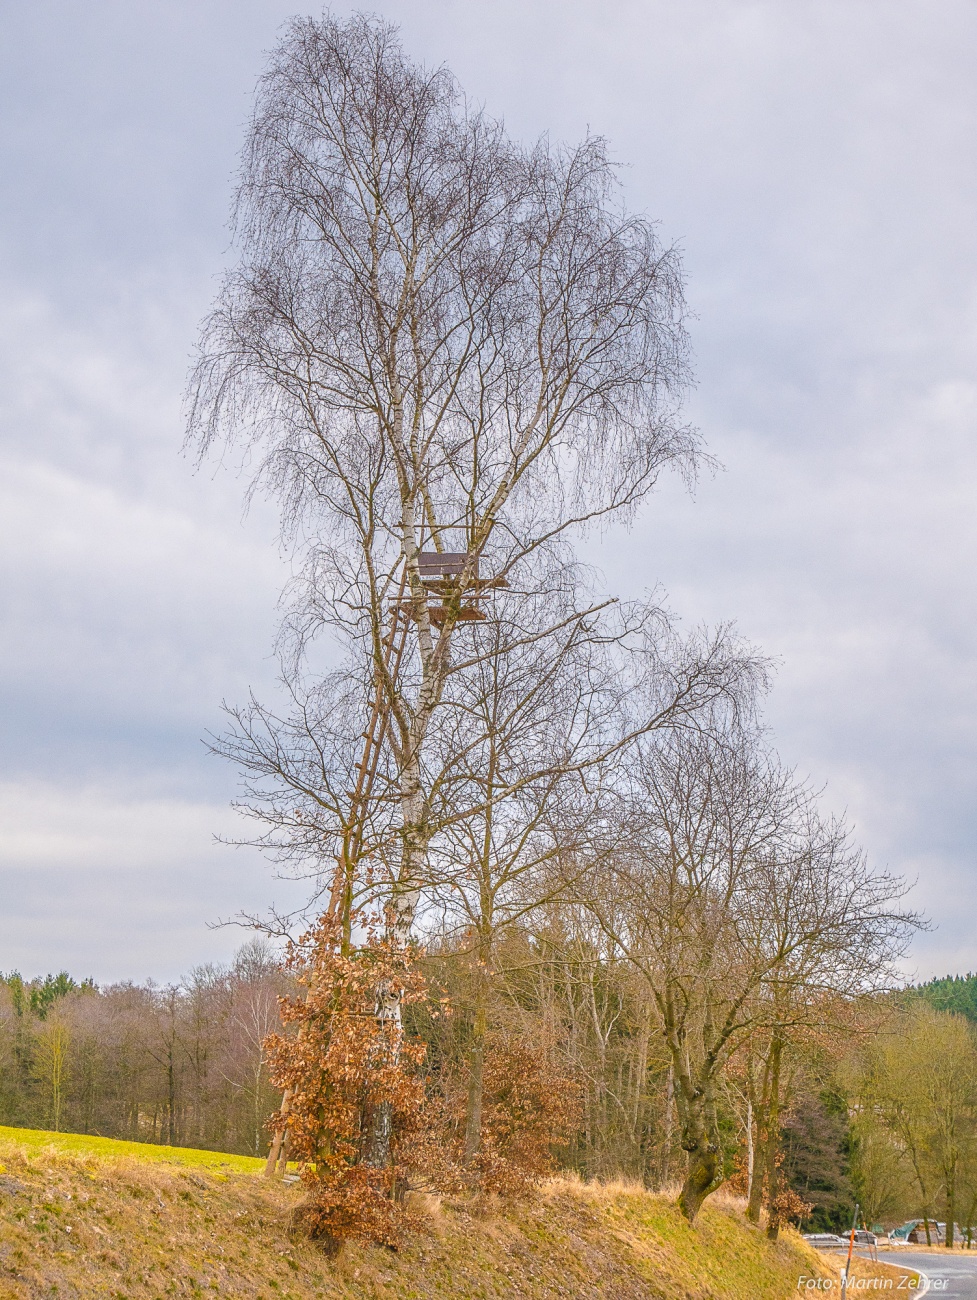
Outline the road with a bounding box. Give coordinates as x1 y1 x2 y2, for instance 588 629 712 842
869 1251 977 1300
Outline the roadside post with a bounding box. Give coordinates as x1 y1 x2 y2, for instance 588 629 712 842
841 1203 860 1300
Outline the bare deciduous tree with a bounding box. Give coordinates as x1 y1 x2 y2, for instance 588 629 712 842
187 12 701 935
581 721 915 1223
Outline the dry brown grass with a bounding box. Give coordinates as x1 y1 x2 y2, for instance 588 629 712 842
0 1138 857 1300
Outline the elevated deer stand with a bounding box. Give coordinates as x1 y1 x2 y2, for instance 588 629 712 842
414 550 500 623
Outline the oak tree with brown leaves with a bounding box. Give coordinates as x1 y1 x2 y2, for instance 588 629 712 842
263 916 429 1252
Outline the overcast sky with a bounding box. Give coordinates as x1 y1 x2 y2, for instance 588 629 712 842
1 0 974 983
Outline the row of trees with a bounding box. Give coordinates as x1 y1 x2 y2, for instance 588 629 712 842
10 942 974 1236
0 941 284 1155
8 930 974 1241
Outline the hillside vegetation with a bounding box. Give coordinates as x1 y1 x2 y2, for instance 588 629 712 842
0 1129 869 1300
0 1125 267 1173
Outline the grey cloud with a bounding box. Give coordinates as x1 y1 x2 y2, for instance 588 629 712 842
0 0 974 980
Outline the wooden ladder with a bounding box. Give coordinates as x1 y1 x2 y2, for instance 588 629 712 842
264 565 411 1177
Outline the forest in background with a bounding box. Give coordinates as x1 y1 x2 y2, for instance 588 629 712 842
0 941 284 1158
4 951 977 1238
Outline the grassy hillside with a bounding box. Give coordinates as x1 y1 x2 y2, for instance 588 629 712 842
0 1127 911 1300
0 1125 267 1173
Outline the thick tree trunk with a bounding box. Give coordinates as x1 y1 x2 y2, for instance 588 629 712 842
363 1101 394 1169
361 762 428 1172
679 1139 722 1223
362 979 405 1170
676 1074 723 1223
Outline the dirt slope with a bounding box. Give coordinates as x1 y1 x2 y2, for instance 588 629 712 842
0 1133 869 1300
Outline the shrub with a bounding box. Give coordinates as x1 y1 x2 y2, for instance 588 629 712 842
264 917 429 1252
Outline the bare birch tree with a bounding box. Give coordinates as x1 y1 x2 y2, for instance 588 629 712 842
187 12 701 936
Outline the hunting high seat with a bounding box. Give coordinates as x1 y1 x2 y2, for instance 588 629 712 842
411 551 506 625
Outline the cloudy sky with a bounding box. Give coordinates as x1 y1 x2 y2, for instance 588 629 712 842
1 0 974 983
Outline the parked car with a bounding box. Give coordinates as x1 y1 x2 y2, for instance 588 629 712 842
803 1234 845 1248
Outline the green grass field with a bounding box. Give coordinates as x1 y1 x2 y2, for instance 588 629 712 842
0 1124 266 1173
